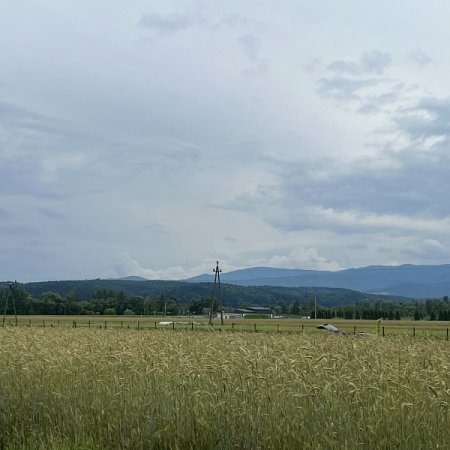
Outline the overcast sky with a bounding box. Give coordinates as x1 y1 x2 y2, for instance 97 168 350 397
2 0 450 281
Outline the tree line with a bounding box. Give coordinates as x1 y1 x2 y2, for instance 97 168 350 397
285 297 450 320
1 283 450 320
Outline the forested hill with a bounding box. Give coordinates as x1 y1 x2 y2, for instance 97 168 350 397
0 279 408 308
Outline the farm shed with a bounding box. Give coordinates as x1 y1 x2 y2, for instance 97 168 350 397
216 313 244 320
234 306 273 317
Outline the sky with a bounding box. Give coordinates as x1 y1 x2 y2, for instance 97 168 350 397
1 0 450 281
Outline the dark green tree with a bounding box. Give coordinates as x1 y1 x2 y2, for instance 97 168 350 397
290 300 300 315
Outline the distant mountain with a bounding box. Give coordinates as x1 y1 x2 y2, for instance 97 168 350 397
116 276 149 282
186 265 450 298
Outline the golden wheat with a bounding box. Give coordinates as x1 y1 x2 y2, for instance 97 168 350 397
0 328 449 449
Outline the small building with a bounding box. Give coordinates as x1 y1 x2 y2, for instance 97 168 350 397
234 306 273 317
216 312 244 320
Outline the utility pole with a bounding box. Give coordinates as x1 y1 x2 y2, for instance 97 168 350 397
209 261 223 326
2 282 18 326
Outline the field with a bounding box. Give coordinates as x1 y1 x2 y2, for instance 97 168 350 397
4 315 450 339
1 325 450 449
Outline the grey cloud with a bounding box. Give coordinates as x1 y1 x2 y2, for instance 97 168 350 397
0 99 116 200
395 97 450 140
284 147 450 219
347 243 368 250
409 47 432 68
238 34 269 74
401 238 447 259
0 160 65 199
0 101 71 138
318 51 400 112
238 34 261 60
138 11 199 34
144 224 167 234
0 223 36 236
317 77 381 101
35 207 66 221
328 50 392 75
0 208 13 219
214 14 266 31
357 92 399 114
377 246 394 254
225 132 450 239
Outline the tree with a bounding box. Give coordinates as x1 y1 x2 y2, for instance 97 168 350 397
189 298 211 315
290 300 300 316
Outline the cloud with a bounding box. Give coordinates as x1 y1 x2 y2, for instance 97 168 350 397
402 238 446 259
0 99 98 199
276 142 450 220
268 246 341 271
356 91 399 114
112 252 209 280
328 50 392 75
316 50 407 114
238 34 269 74
395 97 450 141
35 207 66 221
214 14 266 31
0 208 13 219
409 47 432 68
137 11 200 35
238 34 261 60
317 76 382 101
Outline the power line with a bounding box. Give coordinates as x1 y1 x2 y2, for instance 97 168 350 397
209 261 223 326
2 283 17 326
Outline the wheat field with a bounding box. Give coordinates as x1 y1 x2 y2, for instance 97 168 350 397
1 327 449 449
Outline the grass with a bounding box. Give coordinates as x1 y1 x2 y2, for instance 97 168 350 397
1 327 450 449
4 315 450 338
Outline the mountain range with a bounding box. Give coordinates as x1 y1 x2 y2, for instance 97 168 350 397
186 264 450 298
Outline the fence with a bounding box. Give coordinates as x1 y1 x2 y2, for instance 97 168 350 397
2 316 450 339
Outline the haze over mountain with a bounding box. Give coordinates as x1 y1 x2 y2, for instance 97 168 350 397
187 264 450 299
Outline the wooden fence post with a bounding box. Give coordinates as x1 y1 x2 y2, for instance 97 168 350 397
382 326 385 337
413 327 415 338
137 321 140 331
254 323 257 332
191 321 194 331
104 320 107 329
